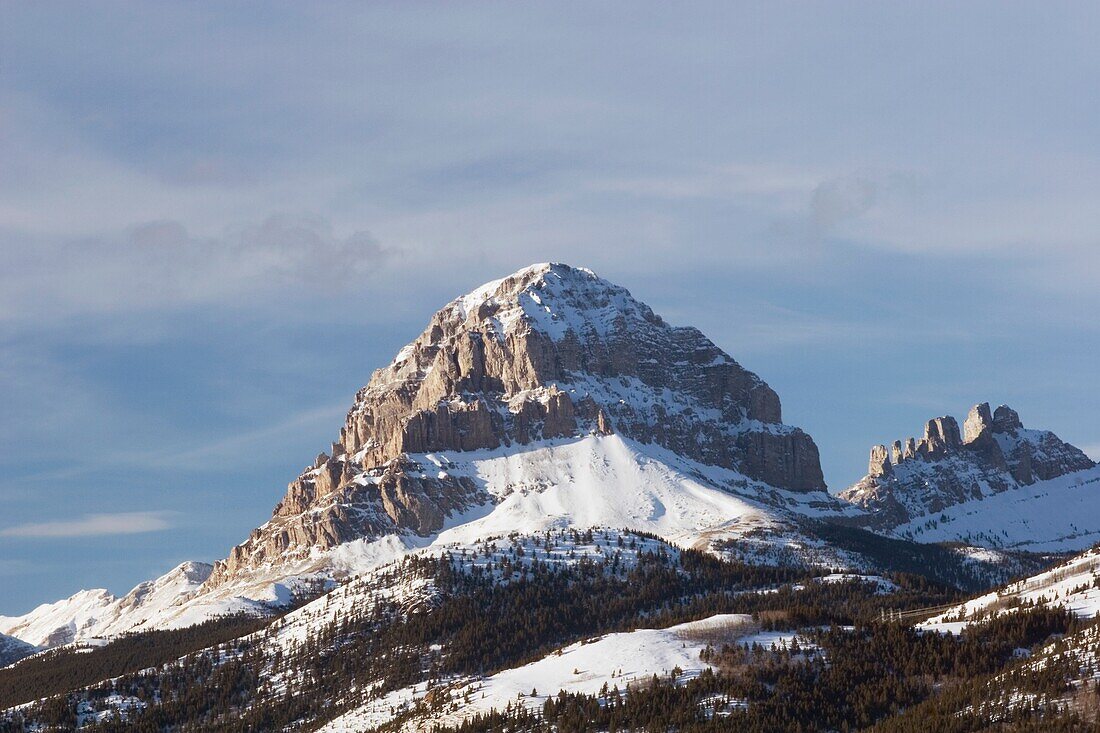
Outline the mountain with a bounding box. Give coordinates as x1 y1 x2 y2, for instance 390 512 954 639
2 263 861 649
4 263 1095 731
839 402 1096 535
200 263 852 598
10 266 1069 652
0 562 212 648
9 267 1086 657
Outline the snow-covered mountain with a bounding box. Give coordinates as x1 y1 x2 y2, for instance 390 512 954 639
3 263 861 648
6 263 1098 731
0 562 212 647
840 402 1095 531
7 265 1092 655
197 263 858 598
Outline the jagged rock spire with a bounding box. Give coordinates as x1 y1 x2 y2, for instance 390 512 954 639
842 401 1096 528
994 404 1023 432
963 402 994 443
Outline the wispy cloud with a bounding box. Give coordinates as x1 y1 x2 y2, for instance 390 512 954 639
585 163 824 203
0 512 173 538
0 214 394 324
128 403 349 471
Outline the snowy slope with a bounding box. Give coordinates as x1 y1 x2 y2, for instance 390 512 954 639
921 546 1100 632
0 561 212 647
420 434 854 551
172 434 864 624
891 465 1100 552
318 613 768 732
0 588 115 648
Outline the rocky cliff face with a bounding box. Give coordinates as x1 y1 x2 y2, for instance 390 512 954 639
207 263 826 587
840 402 1095 527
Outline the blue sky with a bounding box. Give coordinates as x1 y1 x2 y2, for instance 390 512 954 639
1 2 1098 613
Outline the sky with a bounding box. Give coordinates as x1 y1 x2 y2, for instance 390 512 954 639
1 1 1098 614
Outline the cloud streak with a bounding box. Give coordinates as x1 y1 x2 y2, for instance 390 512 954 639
0 214 393 323
0 512 173 539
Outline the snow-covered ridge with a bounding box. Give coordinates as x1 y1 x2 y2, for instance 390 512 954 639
318 611 819 732
0 561 212 648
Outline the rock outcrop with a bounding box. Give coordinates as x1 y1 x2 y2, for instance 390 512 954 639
840 402 1095 528
332 264 811 479
206 263 827 588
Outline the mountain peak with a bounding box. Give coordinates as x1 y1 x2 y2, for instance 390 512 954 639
204 263 827 590
445 262 662 345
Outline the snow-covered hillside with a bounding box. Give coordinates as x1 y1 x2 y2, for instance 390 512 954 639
319 613 768 732
417 435 858 557
893 465 1100 553
922 545 1100 632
